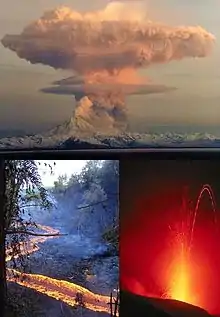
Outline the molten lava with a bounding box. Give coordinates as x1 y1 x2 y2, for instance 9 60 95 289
7 268 110 313
6 224 59 262
170 242 190 303
6 224 114 314
168 185 219 310
121 184 220 315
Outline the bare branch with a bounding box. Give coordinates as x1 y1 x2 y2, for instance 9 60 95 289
20 204 43 208
77 198 109 210
6 230 67 237
77 188 118 210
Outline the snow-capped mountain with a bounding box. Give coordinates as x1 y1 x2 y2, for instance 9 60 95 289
0 113 220 150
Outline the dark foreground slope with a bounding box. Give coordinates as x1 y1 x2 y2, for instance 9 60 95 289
120 291 213 317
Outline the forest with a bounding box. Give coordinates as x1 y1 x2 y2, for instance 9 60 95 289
0 160 119 317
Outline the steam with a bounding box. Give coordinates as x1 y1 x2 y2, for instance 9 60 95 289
73 94 127 133
1 2 215 134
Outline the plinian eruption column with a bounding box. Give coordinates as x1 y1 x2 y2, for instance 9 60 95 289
1 2 215 134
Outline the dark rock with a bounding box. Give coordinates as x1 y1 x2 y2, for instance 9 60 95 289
120 290 212 317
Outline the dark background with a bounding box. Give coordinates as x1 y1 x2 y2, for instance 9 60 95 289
120 159 220 219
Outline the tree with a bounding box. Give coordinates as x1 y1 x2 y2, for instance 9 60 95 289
79 160 119 249
5 161 53 231
79 160 119 222
53 174 68 193
0 159 6 314
54 160 119 249
3 161 62 294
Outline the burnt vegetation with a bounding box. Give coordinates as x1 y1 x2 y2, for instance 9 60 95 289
0 160 119 317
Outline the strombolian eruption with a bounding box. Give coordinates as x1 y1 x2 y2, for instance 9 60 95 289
121 184 220 315
1 2 215 134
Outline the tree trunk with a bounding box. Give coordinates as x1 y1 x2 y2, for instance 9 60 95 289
0 159 6 315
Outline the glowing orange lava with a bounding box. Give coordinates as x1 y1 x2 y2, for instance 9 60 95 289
166 185 218 311
121 183 220 315
6 224 59 262
7 268 110 313
6 224 116 315
169 242 192 304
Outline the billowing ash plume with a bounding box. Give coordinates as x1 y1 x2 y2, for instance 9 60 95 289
1 2 215 134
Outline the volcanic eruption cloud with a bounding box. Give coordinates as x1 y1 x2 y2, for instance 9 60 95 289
1 2 215 133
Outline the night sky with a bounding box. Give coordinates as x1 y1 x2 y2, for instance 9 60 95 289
120 159 220 219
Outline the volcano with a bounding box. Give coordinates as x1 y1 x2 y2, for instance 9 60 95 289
1 112 220 150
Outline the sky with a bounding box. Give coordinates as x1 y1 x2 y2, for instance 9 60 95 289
37 160 87 187
0 0 220 137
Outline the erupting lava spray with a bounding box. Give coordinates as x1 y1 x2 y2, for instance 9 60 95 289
189 184 217 253
170 239 190 303
121 183 220 315
167 184 219 312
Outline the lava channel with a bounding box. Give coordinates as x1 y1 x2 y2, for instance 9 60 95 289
6 223 113 314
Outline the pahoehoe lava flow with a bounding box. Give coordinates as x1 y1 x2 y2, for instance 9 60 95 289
0 2 216 148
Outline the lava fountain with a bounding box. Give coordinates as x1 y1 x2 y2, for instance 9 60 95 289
167 184 220 313
120 183 220 315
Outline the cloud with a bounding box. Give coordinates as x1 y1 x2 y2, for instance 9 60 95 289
1 2 215 134
40 73 176 134
41 77 176 97
1 4 215 74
